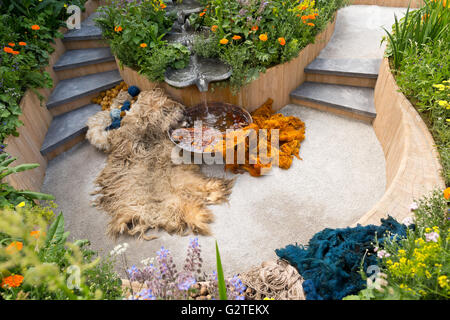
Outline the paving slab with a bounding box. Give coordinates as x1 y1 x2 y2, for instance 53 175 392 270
46 70 122 109
305 58 381 78
41 104 102 155
54 48 115 71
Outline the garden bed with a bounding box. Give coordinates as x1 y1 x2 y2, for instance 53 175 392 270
116 16 336 112
356 58 445 226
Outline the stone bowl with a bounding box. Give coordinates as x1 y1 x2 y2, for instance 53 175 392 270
168 102 253 155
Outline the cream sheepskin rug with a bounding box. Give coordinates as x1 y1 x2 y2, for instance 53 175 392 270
86 89 234 240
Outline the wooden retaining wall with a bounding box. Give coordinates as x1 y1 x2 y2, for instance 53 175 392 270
355 58 445 225
117 17 337 113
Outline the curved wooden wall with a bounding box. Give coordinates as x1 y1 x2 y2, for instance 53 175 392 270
355 58 445 226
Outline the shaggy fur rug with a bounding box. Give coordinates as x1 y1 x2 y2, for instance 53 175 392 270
86 89 234 240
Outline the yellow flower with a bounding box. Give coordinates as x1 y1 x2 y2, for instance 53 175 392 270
259 33 268 41
433 84 445 91
438 100 449 107
263 297 275 300
425 270 432 279
219 38 229 45
398 249 406 256
438 275 448 288
140 43 147 48
16 201 25 208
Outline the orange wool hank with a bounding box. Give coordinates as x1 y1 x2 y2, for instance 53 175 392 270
212 99 306 177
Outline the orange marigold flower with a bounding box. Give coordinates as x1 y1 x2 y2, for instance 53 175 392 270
232 35 242 40
30 230 45 239
1 275 24 288
278 37 286 46
251 25 259 31
8 43 15 47
259 33 268 42
140 43 147 48
211 25 219 32
444 187 450 200
219 38 229 45
31 25 40 30
301 15 308 21
114 26 123 32
199 12 206 17
307 22 315 26
160 3 167 9
3 47 13 53
6 241 23 254
308 14 316 20
19 42 27 46
12 51 19 55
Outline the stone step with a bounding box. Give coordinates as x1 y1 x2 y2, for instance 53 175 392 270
305 58 381 88
46 69 122 110
53 47 114 71
41 104 101 159
290 82 376 122
63 12 103 42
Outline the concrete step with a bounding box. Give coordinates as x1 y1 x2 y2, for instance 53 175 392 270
290 82 376 123
41 104 101 160
54 47 114 71
46 70 122 112
63 12 107 50
63 12 103 41
53 48 117 80
305 58 381 88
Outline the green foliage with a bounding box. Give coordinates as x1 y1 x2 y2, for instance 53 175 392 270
0 208 123 300
0 1 88 144
215 240 227 300
384 1 450 184
0 152 55 208
345 189 450 300
95 0 190 82
191 0 346 91
383 1 449 69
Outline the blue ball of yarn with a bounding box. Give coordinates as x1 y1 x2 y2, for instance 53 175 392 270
121 100 131 111
110 108 121 121
128 85 140 97
106 118 121 131
302 280 323 300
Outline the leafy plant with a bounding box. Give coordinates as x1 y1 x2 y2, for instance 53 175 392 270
0 207 123 300
215 240 227 300
95 0 190 82
345 189 449 300
191 0 346 91
0 152 55 207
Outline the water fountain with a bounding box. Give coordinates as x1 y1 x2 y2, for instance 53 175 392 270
164 0 232 93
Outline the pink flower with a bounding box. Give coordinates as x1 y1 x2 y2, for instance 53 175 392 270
425 232 439 242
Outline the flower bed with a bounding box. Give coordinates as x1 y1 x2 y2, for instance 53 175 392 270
99 0 343 110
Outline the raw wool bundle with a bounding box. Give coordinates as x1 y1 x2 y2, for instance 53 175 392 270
275 216 409 300
213 99 306 177
240 260 305 300
87 88 234 240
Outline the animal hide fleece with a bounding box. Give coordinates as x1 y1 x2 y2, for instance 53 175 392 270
86 89 234 240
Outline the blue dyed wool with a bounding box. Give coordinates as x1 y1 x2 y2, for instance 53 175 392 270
128 85 140 97
121 100 131 111
275 216 408 300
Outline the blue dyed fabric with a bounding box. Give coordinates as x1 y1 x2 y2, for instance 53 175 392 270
275 216 408 300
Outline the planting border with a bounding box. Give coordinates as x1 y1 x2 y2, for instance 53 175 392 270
355 58 445 226
117 16 337 112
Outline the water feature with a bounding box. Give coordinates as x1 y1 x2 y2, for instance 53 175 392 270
164 0 232 93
